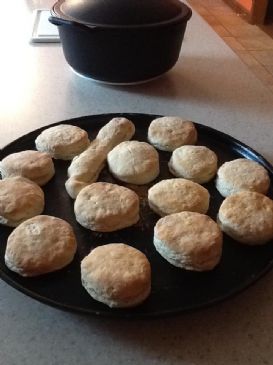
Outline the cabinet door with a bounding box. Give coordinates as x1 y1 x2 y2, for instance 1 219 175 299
230 0 268 24
251 0 268 23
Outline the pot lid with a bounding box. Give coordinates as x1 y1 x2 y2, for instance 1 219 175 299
53 0 189 27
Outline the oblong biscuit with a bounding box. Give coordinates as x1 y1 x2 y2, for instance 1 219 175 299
66 117 135 198
148 178 210 216
81 243 151 308
96 117 135 148
66 140 109 199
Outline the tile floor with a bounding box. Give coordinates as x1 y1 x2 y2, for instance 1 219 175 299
187 0 273 94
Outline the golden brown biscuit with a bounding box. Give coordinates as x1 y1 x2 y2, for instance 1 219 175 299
0 150 55 186
107 141 160 184
81 243 151 308
148 178 210 216
35 124 90 160
5 215 77 276
74 182 140 232
218 191 273 245
154 212 223 271
169 145 218 183
215 158 270 197
148 116 197 152
0 177 44 227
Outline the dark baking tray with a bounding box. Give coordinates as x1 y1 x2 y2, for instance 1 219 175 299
1 113 273 318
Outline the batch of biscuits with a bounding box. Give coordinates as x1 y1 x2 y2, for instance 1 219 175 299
0 116 272 309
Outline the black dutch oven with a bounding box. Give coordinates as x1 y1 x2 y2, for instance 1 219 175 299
49 0 192 84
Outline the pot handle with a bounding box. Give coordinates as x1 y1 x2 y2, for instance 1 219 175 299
49 16 96 31
49 16 75 27
184 6 193 22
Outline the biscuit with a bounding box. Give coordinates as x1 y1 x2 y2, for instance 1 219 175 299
66 140 110 199
74 182 140 232
5 215 77 276
81 243 151 308
96 117 135 148
148 178 210 217
147 116 197 152
0 150 55 186
66 117 135 199
218 191 273 245
154 212 223 271
107 141 159 184
215 158 270 197
0 177 44 227
169 145 218 183
35 124 90 160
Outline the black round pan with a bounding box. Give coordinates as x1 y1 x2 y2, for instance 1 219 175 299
1 113 273 318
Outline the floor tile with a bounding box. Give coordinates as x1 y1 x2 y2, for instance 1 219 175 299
223 23 264 37
249 50 273 65
264 65 273 76
217 13 248 26
260 25 273 38
211 23 231 36
208 6 235 15
235 50 260 66
201 14 220 26
236 35 273 50
188 0 273 93
269 86 273 95
222 36 246 50
186 3 211 16
248 64 273 86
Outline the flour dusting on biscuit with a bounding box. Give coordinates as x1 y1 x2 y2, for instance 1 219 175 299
0 150 55 186
81 243 151 308
35 124 90 160
107 141 159 185
154 212 223 271
218 191 273 245
5 215 77 276
74 182 140 232
148 116 197 152
0 177 44 227
148 178 210 216
216 158 270 197
169 145 218 183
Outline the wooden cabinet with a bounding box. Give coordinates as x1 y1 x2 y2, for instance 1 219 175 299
226 0 269 23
